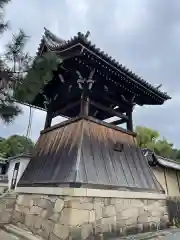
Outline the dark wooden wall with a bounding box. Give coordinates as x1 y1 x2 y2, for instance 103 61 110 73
19 118 163 193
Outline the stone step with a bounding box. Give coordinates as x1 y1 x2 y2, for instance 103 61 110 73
3 224 44 240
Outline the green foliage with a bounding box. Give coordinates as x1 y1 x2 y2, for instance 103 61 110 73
14 52 62 104
0 135 34 158
0 0 22 123
0 102 21 123
1 21 62 122
136 126 159 148
0 0 10 36
136 126 180 161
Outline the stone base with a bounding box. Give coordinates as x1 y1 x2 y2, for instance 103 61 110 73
12 188 169 239
0 196 16 224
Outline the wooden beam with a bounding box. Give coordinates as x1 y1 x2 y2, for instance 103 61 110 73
44 109 53 129
54 100 80 117
80 93 89 116
110 119 126 125
126 108 133 131
90 100 128 121
103 94 132 109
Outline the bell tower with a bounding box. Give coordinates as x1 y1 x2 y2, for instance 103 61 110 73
18 29 170 193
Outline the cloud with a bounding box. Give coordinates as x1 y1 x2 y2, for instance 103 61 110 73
1 0 180 147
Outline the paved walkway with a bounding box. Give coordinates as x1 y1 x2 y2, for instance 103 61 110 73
0 229 22 239
1 227 180 240
113 229 180 239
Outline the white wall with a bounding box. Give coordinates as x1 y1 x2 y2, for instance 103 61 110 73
151 166 180 197
8 157 30 189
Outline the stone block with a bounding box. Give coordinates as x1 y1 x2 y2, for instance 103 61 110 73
5 199 16 209
12 210 24 224
125 217 137 226
25 215 35 230
54 198 64 213
17 195 33 208
70 209 90 226
49 233 60 240
41 209 53 219
131 199 144 208
41 220 54 239
137 212 150 224
66 199 94 210
104 198 111 206
89 210 95 223
58 208 71 225
15 205 29 214
116 219 126 228
0 211 12 223
81 223 93 240
49 213 60 222
34 216 43 229
94 203 103 220
43 195 58 202
16 195 25 205
101 216 116 233
103 205 116 217
0 202 5 212
37 229 50 240
115 199 132 212
29 206 43 215
121 207 139 219
59 208 89 226
37 198 54 210
31 194 43 200
54 224 69 239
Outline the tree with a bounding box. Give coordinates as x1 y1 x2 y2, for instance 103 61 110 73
0 135 34 158
0 0 61 123
1 28 62 123
0 0 22 123
136 126 175 159
0 0 10 34
136 126 159 148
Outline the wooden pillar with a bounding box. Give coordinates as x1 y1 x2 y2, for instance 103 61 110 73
80 92 89 116
126 108 133 131
44 109 53 129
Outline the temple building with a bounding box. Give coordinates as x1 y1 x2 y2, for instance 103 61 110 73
13 29 171 238
18 28 170 192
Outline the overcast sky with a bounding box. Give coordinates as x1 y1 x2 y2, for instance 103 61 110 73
1 0 180 147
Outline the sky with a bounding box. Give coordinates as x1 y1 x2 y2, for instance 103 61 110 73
0 0 180 147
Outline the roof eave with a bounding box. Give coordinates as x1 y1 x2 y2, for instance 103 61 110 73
37 29 171 103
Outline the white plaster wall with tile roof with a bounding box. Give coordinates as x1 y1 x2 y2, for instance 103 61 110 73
7 155 30 189
152 166 168 195
151 166 180 197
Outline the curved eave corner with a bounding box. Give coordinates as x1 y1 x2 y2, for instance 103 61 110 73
142 148 180 171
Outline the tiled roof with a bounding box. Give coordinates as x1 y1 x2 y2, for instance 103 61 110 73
37 28 171 102
142 148 180 171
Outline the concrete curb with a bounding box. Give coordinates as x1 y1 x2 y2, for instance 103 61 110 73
3 224 43 240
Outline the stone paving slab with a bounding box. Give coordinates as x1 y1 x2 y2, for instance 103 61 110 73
113 229 180 240
0 229 22 240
